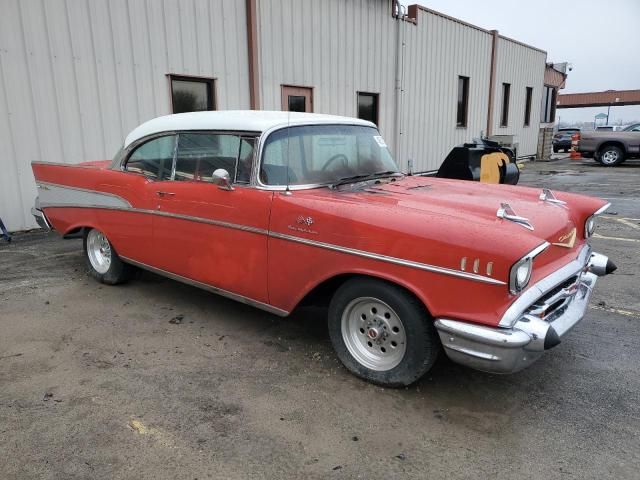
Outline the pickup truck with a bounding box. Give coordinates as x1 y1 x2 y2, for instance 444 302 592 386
577 123 640 166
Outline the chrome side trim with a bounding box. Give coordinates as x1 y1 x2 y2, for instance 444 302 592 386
499 244 591 327
36 181 132 209
38 203 269 236
37 202 505 285
120 256 289 317
594 202 611 216
269 231 507 285
32 161 106 170
153 210 268 235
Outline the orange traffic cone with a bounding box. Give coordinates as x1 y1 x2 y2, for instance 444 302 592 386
570 133 582 160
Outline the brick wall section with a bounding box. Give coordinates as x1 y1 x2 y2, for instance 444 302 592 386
537 127 554 159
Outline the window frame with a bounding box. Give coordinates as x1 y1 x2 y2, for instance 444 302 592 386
456 76 469 128
500 82 511 127
122 133 178 181
524 87 533 127
256 124 397 189
357 92 380 126
121 130 260 185
541 85 557 124
168 74 217 114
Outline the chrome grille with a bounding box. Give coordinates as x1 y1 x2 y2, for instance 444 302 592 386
526 274 581 322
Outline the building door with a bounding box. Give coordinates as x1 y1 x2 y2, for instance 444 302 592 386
281 85 313 112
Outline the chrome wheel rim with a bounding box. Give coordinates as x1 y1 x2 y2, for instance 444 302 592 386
87 229 112 274
601 150 618 164
341 297 407 371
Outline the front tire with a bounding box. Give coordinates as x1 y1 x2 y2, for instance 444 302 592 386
598 145 625 166
328 278 440 387
83 228 132 284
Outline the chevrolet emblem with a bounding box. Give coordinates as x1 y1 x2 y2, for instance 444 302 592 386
552 227 577 248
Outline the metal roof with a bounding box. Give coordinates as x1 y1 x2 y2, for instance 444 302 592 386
557 90 640 109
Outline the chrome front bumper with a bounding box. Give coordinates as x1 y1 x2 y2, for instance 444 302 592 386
434 248 613 374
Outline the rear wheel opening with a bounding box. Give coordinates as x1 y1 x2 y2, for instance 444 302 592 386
328 278 440 387
83 228 132 285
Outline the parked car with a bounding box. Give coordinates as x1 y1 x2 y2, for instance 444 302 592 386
595 125 626 132
577 123 640 166
553 128 580 153
31 111 616 387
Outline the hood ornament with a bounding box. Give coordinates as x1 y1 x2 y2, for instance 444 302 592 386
540 188 567 206
497 203 534 230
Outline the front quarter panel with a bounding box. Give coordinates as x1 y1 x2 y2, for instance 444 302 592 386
267 189 524 326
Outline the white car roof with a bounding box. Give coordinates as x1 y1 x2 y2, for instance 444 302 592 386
124 110 376 147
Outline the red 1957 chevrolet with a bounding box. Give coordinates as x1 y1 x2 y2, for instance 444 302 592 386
31 111 616 387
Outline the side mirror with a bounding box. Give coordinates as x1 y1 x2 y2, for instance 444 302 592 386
212 169 234 191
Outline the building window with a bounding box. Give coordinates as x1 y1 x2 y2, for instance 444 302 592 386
541 85 557 123
357 92 379 125
500 83 510 127
169 75 216 114
281 85 313 112
524 87 533 126
456 76 469 127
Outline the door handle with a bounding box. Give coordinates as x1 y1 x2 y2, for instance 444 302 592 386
156 191 175 197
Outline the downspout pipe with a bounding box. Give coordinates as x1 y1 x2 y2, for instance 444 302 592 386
486 30 499 137
393 4 407 168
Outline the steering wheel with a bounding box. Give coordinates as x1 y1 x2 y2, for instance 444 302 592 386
322 154 349 172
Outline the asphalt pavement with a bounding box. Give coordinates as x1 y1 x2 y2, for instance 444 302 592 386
1 156 639 479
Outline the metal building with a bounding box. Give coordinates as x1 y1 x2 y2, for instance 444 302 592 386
0 0 550 231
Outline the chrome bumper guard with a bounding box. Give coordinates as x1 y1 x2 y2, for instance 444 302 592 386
434 248 614 374
31 197 51 231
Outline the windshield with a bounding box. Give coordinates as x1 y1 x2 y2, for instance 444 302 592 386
260 125 398 186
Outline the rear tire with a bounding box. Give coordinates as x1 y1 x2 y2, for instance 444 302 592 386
598 145 625 166
83 228 132 285
328 278 440 387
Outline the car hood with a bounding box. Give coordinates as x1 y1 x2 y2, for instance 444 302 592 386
331 176 580 255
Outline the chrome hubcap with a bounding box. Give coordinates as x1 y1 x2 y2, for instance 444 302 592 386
87 229 111 274
341 297 407 371
602 150 618 164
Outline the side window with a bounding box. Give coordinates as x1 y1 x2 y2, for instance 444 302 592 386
174 133 241 183
236 138 255 184
125 136 175 180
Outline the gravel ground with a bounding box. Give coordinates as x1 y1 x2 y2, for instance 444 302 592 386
1 157 639 479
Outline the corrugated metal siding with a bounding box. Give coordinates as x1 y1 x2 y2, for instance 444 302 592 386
0 0 250 231
256 0 398 150
402 11 493 172
492 37 546 157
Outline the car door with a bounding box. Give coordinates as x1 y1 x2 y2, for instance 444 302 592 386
152 132 273 304
112 134 177 265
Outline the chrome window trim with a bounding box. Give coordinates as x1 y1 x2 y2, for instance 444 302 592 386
254 123 396 191
115 129 262 176
499 244 592 327
120 256 289 317
120 133 178 181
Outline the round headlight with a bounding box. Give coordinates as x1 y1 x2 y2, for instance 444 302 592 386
510 257 533 294
585 216 596 238
516 262 531 285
